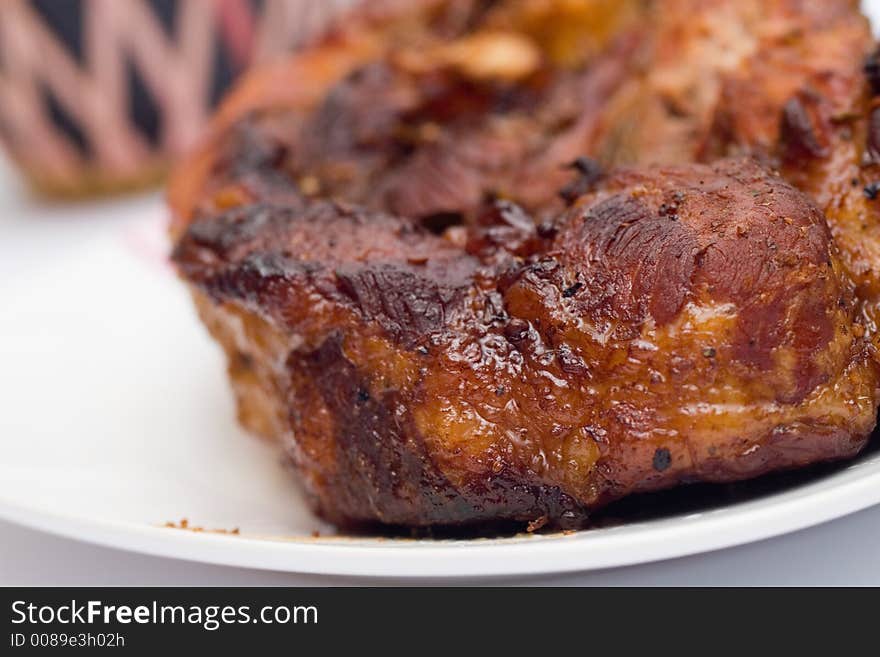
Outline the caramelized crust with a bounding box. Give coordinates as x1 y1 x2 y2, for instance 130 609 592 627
170 0 880 530
174 158 877 528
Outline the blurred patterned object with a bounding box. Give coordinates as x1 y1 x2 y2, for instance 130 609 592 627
0 0 355 197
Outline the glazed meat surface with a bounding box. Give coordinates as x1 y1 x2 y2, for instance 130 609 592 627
175 159 877 528
170 0 880 530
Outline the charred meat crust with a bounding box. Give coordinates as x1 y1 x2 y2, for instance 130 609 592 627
170 0 880 530
174 158 878 529
290 333 588 529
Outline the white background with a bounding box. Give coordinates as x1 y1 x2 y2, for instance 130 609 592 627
4 1 880 586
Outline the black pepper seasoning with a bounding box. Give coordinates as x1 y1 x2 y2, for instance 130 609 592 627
562 282 583 298
866 46 880 95
653 448 672 472
558 157 603 205
865 106 880 164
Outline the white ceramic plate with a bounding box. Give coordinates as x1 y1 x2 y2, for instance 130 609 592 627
4 2 880 577
3 169 880 579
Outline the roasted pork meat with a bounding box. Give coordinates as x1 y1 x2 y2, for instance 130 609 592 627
169 0 880 530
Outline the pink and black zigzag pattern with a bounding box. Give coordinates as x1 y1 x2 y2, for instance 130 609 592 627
0 0 354 194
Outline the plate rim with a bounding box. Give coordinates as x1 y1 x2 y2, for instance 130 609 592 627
2 459 880 577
